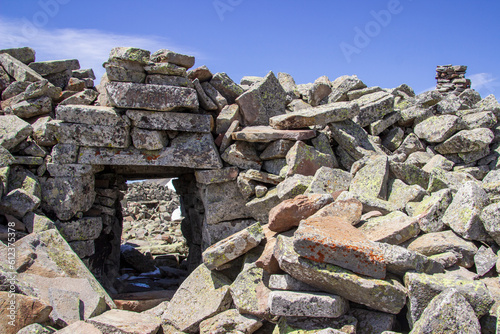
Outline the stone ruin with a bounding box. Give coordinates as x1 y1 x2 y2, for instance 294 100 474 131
0 45 499 333
435 64 471 96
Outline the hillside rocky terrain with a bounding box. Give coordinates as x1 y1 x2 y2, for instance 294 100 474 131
0 45 499 333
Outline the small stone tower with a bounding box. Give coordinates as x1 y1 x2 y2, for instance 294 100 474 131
435 65 471 95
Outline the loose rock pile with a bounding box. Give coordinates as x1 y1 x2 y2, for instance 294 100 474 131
0 44 499 333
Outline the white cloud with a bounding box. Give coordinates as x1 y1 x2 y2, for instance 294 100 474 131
469 73 499 97
0 16 201 82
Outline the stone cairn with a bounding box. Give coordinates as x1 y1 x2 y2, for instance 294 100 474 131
436 64 471 96
0 45 499 333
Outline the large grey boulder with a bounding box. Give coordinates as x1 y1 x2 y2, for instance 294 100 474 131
87 309 161 334
414 115 462 143
441 181 490 241
435 128 494 154
0 53 43 82
268 290 349 318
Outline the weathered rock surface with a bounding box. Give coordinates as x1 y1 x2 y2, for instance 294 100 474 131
293 217 387 279
410 288 480 334
268 194 334 233
269 101 360 130
162 264 232 333
106 81 199 111
202 223 263 269
88 309 161 334
268 290 349 318
275 234 407 314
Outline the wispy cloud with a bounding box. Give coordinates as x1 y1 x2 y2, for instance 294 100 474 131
0 16 201 82
469 73 499 97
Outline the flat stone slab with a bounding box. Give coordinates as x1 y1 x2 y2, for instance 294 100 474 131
56 123 130 148
202 222 263 269
28 59 80 76
293 217 387 279
232 126 316 142
78 132 223 169
105 81 199 111
0 53 44 82
359 211 420 245
275 234 407 314
195 167 239 184
87 309 161 334
56 105 129 126
414 114 462 143
199 309 262 334
268 290 349 318
126 109 213 132
269 101 359 130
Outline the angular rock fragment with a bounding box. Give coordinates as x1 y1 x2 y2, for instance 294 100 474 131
353 91 394 127
304 166 352 196
199 309 262 334
269 273 319 291
0 189 40 218
260 139 294 160
0 115 33 150
236 71 287 126
405 272 493 327
327 75 366 103
195 167 238 185
230 261 272 319
245 188 281 224
150 48 195 68
221 141 262 170
268 194 334 233
329 120 384 160
390 161 430 189
200 180 250 225
56 123 130 148
193 78 218 110
216 104 240 134
276 174 313 199
310 199 363 226
162 264 232 333
269 101 360 130
56 105 128 126
349 308 396 334
0 292 52 334
350 155 389 199
202 223 263 269
410 288 480 334
210 72 244 104
0 53 44 82
286 141 336 177
294 216 386 279
481 202 500 244
408 188 452 233
0 46 35 64
360 211 420 245
435 128 494 154
441 181 490 241
269 290 349 318
387 178 426 210
406 230 478 268
377 242 443 277
188 65 213 82
55 217 102 241
131 127 167 150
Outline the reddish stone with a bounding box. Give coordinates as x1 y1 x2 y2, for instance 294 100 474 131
0 292 52 334
256 226 281 274
293 217 386 279
268 194 334 233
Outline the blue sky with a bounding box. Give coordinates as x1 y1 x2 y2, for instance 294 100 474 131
1 0 499 97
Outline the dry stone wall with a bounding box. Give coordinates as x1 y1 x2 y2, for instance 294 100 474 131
0 45 500 333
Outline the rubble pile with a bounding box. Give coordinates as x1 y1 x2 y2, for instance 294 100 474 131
435 64 471 96
0 45 499 333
